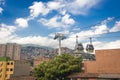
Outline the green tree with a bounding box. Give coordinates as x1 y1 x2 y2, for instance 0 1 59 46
34 54 82 80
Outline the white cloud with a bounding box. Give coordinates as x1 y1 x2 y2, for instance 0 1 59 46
93 25 109 34
0 7 3 14
0 24 16 43
39 16 62 28
65 0 100 15
0 0 5 5
94 40 120 50
61 14 75 25
39 14 75 29
9 33 120 50
15 18 28 28
29 2 50 18
101 17 114 24
110 21 120 32
72 27 81 31
53 24 110 49
59 9 66 15
0 23 119 50
11 36 58 48
69 24 109 39
28 0 100 19
47 1 64 10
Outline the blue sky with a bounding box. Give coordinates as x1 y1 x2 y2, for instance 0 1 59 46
0 0 120 50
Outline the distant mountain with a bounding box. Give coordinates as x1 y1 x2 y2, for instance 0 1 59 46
20 45 53 60
20 44 74 60
21 44 53 50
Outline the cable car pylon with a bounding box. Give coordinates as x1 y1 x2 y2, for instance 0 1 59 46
54 33 66 55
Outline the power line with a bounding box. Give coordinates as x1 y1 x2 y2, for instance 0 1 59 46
92 35 120 39
77 16 120 30
68 36 120 39
67 31 120 39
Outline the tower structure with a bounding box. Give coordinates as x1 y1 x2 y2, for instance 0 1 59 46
54 33 66 55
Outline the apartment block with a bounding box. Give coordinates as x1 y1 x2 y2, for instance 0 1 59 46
0 43 21 60
0 57 14 80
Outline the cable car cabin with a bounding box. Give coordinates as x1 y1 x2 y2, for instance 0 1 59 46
86 44 94 53
78 43 84 51
75 43 84 53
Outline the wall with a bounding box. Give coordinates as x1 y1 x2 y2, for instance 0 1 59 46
10 76 36 80
0 44 6 56
0 60 14 80
12 60 31 77
34 56 51 68
84 49 120 74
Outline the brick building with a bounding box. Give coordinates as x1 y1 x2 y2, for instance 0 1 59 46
0 43 21 60
34 56 51 68
68 49 120 80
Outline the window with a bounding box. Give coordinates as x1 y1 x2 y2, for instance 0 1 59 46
11 62 13 65
10 68 13 71
6 68 9 71
0 74 2 78
0 63 3 67
0 69 2 72
7 62 9 65
5 74 8 78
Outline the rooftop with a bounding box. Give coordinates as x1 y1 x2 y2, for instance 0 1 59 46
0 57 12 61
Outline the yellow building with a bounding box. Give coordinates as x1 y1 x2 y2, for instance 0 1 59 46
0 57 14 80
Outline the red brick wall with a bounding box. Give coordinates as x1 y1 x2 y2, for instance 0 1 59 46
84 49 120 74
84 61 97 73
34 57 51 68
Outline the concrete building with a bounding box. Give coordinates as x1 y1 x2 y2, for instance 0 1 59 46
0 57 14 80
0 43 21 60
11 60 31 77
0 44 6 57
10 60 36 80
68 49 120 80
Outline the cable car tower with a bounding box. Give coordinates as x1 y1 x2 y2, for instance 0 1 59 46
54 33 66 55
86 37 94 53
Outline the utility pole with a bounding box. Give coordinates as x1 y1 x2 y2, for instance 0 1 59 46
54 33 66 55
